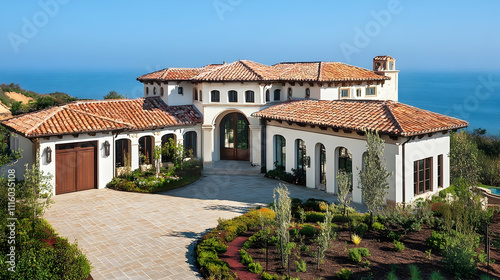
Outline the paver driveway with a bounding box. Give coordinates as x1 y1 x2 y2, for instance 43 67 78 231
45 173 366 280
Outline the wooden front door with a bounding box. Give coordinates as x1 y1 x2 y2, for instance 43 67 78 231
56 141 97 195
220 113 249 161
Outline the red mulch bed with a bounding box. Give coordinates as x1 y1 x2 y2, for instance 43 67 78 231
220 234 260 280
223 213 500 280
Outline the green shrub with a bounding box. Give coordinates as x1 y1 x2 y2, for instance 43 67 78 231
444 237 478 279
348 248 370 263
289 228 299 239
387 231 402 241
197 238 227 254
299 243 309 252
240 249 253 266
1 218 92 280
426 231 445 251
355 223 369 236
305 211 326 223
408 265 421 280
248 262 263 274
386 270 398 280
429 271 445 280
248 228 271 248
261 272 280 280
393 240 405 252
337 268 353 279
299 224 316 237
358 248 370 257
295 259 307 272
206 263 233 280
372 222 385 231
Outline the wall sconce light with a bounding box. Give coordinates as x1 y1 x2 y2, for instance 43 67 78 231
104 141 110 157
305 156 311 168
45 147 52 163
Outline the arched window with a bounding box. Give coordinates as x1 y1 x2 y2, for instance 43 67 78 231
245 90 255 103
211 90 220 102
115 139 131 168
183 131 197 158
287 88 292 100
274 135 286 169
266 89 270 102
193 88 198 100
160 87 164 96
228 90 238 102
305 88 310 98
161 134 176 163
145 87 149 96
319 144 326 186
139 136 154 165
338 147 353 192
295 139 307 185
274 89 281 101
153 87 157 95
199 90 202 101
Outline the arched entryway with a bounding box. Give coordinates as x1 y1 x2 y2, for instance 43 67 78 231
220 112 249 161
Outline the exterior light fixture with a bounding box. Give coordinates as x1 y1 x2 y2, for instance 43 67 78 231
45 147 52 163
104 141 110 157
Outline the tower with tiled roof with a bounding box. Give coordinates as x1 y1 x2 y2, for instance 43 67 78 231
373 56 399 101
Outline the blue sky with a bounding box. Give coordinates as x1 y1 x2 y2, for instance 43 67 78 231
0 0 499 71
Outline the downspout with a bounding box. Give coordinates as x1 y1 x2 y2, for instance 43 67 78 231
401 136 412 207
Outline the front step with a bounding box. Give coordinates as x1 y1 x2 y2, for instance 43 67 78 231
203 160 262 176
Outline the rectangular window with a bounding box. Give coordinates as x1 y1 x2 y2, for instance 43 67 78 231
211 90 220 102
274 89 281 101
356 88 361 97
178 87 183 95
414 157 433 195
366 87 377 96
438 154 443 188
228 90 238 102
245 90 255 103
340 88 350 98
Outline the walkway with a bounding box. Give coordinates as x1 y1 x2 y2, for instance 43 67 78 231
44 169 366 280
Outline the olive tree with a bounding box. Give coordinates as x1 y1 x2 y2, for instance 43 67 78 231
358 130 392 226
450 131 480 186
272 183 292 268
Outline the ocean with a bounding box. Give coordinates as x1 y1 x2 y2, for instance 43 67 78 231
0 69 498 135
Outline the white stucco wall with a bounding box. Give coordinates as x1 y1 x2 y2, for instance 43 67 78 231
3 133 34 180
38 133 114 196
397 133 450 204
265 123 399 204
264 123 450 205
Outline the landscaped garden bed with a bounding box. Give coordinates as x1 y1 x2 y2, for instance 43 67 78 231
196 183 500 280
106 158 202 193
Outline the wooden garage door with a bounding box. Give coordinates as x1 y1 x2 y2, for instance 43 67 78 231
56 141 97 195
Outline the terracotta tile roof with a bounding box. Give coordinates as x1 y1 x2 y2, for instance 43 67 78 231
374 55 395 60
2 97 202 138
252 100 468 136
190 60 276 81
138 60 389 83
137 68 204 81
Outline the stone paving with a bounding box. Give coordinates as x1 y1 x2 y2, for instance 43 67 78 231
44 167 366 280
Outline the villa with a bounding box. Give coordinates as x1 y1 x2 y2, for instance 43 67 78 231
1 56 468 205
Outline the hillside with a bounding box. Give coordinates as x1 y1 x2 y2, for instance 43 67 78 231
0 83 79 119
